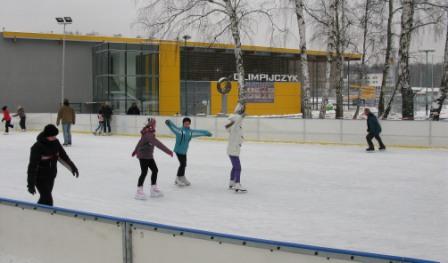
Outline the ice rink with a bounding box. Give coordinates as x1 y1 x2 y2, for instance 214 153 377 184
0 131 447 261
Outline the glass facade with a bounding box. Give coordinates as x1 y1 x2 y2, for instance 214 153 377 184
93 43 159 114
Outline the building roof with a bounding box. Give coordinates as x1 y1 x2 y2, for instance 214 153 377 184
2 31 361 60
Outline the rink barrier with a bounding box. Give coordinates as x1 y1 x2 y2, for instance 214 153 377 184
0 197 439 263
21 113 448 148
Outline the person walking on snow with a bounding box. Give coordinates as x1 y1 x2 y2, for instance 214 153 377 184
56 99 76 146
225 104 247 193
364 108 386 152
2 106 14 135
27 124 79 206
13 106 26 131
132 118 173 199
165 117 212 187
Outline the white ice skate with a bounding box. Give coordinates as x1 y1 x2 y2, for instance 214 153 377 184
175 176 190 187
233 183 247 193
3 132 9 135
150 185 164 198
134 187 147 200
228 180 235 190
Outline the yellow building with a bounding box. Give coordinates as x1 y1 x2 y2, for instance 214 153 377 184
1 31 361 115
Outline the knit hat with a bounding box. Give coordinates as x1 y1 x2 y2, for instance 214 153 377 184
42 124 59 137
146 118 156 132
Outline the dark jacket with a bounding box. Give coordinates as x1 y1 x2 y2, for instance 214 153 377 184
127 106 141 115
367 113 382 135
101 105 113 119
27 133 77 189
13 107 26 118
133 127 172 159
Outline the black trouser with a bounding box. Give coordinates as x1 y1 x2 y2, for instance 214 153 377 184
36 176 56 206
366 133 385 149
4 120 13 132
176 153 187 177
103 118 111 133
138 159 158 186
19 117 26 130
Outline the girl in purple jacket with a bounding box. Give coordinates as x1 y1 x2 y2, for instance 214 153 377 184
132 118 173 199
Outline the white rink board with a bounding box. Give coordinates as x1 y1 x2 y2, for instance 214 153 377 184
132 228 350 263
0 204 123 263
21 113 448 147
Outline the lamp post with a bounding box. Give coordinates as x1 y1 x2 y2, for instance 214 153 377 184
183 35 191 115
56 17 73 105
418 49 435 116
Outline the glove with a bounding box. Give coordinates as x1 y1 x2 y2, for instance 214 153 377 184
165 120 170 125
207 132 213 137
132 151 137 157
27 184 36 195
72 166 79 178
169 152 174 157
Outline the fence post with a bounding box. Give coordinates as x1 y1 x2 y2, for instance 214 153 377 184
303 118 307 142
340 119 344 143
428 121 432 147
256 118 260 141
122 222 133 263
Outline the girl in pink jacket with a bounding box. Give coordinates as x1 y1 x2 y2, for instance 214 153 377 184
132 118 173 199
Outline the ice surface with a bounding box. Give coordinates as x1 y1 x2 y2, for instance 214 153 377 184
0 132 447 261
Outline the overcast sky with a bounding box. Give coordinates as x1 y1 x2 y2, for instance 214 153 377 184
0 0 445 63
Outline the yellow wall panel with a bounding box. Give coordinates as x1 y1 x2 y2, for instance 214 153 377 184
159 43 181 115
210 82 301 115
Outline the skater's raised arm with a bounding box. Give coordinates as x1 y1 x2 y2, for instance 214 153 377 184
148 135 173 157
191 129 212 138
165 119 181 135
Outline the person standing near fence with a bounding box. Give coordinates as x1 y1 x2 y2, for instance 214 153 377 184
165 117 212 187
56 99 76 146
27 124 79 206
132 118 173 199
225 104 247 193
13 106 26 131
101 102 113 135
93 109 104 135
364 108 386 152
126 102 141 115
1 106 14 135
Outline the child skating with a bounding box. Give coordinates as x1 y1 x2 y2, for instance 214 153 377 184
2 106 14 135
225 104 247 193
132 118 173 199
93 110 104 135
165 117 212 187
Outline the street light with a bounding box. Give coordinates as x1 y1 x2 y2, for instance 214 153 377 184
56 17 73 104
183 35 191 115
418 49 435 116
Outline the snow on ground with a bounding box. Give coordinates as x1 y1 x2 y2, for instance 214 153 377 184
0 131 447 261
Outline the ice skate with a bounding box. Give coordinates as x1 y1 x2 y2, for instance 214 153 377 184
134 187 147 200
365 148 375 152
3 132 8 135
233 183 247 193
150 185 164 197
175 176 189 187
379 146 386 151
228 180 235 190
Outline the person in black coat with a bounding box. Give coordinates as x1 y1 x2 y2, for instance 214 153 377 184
127 102 141 115
364 108 386 151
27 124 79 206
100 102 113 134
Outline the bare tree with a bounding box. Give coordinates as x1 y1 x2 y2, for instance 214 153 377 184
352 0 386 119
383 0 444 119
378 0 395 117
430 7 448 120
135 0 279 113
306 0 353 119
292 0 312 118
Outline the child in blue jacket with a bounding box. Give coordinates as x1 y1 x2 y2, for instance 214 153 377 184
165 117 212 186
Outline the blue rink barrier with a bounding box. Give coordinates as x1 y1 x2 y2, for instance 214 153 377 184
0 197 439 263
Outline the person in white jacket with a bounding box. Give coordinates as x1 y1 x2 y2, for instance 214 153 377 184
225 104 247 193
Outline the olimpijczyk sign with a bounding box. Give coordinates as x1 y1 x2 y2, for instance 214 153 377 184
233 73 299 82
